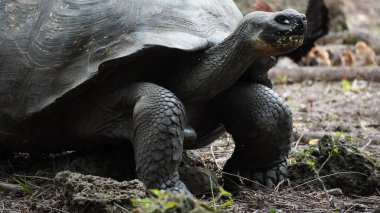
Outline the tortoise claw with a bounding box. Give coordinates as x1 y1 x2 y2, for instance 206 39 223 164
223 161 287 191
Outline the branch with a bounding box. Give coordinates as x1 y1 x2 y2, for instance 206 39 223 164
269 66 380 83
0 181 24 193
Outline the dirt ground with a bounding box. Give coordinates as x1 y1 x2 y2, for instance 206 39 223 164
277 81 380 158
1 0 380 212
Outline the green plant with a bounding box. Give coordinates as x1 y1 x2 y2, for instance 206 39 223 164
268 208 277 213
209 176 234 211
130 189 217 213
12 177 32 195
341 80 352 92
276 74 288 84
130 178 234 212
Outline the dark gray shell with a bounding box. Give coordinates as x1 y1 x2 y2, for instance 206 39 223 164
0 0 242 117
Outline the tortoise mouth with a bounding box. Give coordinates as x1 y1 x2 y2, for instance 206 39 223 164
273 34 304 48
256 29 305 54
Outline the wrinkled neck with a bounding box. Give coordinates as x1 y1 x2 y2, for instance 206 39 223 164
171 27 258 103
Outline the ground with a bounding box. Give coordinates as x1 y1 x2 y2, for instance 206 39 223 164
1 0 380 212
197 81 380 212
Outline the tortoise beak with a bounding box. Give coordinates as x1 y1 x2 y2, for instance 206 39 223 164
273 9 307 38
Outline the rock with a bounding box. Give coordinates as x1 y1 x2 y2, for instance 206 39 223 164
54 171 146 213
179 150 220 195
288 135 380 195
179 166 219 196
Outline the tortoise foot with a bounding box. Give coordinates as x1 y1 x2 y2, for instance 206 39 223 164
160 179 192 195
223 161 287 191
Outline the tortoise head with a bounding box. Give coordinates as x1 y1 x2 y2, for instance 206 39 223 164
240 9 307 55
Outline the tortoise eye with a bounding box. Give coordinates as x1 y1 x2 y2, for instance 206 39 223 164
275 15 290 25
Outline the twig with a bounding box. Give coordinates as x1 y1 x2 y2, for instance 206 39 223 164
39 205 70 213
210 145 222 171
269 66 380 83
281 171 368 195
360 139 373 151
297 208 328 212
274 180 285 193
221 171 268 190
114 203 128 212
294 133 304 150
343 205 355 213
31 186 52 199
314 154 333 204
0 181 24 193
323 84 331 95
13 174 53 181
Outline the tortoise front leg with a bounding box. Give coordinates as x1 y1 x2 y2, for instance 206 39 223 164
131 83 190 194
218 82 292 190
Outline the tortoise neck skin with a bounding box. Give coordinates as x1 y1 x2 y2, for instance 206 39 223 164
170 9 306 103
171 24 259 103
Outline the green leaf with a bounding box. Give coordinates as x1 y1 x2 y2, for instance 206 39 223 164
341 80 352 92
277 75 288 83
307 160 315 167
268 208 277 213
163 201 178 210
12 177 31 195
332 146 339 154
131 198 152 209
220 199 234 208
130 198 138 203
149 189 161 196
344 135 352 141
336 132 343 139
218 187 232 197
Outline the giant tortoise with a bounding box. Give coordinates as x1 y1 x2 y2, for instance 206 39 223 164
0 0 307 194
